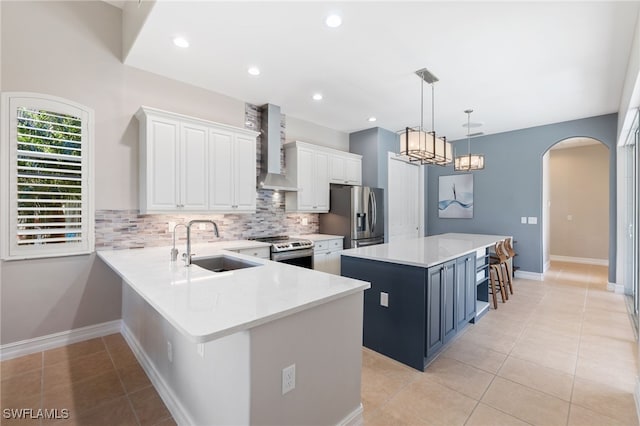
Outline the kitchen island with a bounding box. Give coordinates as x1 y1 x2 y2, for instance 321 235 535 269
98 241 369 426
341 233 506 370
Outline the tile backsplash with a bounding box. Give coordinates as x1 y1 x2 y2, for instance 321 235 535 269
95 192 318 250
96 103 319 250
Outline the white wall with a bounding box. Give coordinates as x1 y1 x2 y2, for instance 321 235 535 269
286 115 349 151
542 151 550 270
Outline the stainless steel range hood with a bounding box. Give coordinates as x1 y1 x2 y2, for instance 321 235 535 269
258 104 298 191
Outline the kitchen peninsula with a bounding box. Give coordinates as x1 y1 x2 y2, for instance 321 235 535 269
341 233 507 371
98 241 369 426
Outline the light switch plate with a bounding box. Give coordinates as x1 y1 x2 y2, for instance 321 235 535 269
380 292 389 307
528 216 538 225
567 215 573 221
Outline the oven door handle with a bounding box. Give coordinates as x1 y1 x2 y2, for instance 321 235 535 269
271 248 314 262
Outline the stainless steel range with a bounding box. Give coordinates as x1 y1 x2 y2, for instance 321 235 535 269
249 236 314 268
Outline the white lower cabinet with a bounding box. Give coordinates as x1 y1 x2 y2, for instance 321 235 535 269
313 238 344 275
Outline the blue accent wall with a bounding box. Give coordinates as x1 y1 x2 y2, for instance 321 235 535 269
350 127 400 242
426 114 617 282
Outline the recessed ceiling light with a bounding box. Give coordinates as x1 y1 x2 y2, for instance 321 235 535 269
248 66 260 76
367 117 377 122
325 14 342 28
173 36 189 48
312 93 323 101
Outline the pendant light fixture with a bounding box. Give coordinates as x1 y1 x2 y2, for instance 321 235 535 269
454 109 485 171
400 68 452 166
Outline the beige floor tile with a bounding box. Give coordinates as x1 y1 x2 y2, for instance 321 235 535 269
44 350 115 389
106 344 138 370
1 369 42 407
48 395 137 426
117 363 152 394
44 339 106 366
421 356 494 400
128 385 172 426
383 379 477 426
102 334 128 351
151 417 177 426
510 340 577 375
568 404 630 426
43 370 125 415
1 353 42 380
574 356 636 392
580 320 636 341
0 392 41 426
457 328 518 355
440 339 507 374
571 377 639 425
498 356 574 401
465 403 530 426
363 406 428 426
362 348 422 383
481 377 570 426
516 328 580 355
578 334 637 365
361 365 411 412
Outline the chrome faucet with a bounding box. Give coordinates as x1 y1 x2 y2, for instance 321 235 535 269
171 223 188 262
182 220 220 266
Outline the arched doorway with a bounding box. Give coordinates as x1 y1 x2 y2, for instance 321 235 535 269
542 137 610 276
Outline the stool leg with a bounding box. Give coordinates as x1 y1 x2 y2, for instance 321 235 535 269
495 265 508 301
502 262 514 295
489 268 498 309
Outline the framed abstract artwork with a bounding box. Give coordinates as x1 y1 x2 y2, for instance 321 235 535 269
438 174 473 219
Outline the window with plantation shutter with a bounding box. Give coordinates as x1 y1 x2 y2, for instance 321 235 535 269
1 93 94 260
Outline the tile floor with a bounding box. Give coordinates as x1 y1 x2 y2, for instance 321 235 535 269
0 333 175 426
362 262 640 426
1 262 637 426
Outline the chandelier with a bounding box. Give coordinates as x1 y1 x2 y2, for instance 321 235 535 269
400 68 452 166
454 109 485 171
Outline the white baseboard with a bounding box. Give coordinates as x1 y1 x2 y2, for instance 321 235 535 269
0 320 121 361
337 403 363 426
514 270 544 281
543 260 551 273
121 323 194 426
607 282 625 294
635 377 640 426
550 255 608 266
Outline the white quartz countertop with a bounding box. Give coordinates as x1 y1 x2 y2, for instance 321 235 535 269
341 233 508 268
292 234 344 242
97 240 369 343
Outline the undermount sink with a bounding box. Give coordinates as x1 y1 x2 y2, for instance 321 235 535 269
191 255 261 273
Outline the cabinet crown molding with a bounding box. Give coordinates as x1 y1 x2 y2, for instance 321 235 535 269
136 106 259 138
285 140 362 159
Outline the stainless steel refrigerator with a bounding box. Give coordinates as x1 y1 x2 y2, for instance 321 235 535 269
319 186 385 248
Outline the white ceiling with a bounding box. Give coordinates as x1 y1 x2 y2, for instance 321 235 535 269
124 1 640 140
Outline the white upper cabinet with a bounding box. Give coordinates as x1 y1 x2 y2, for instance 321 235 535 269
137 107 258 214
209 130 256 212
284 141 330 213
329 152 362 185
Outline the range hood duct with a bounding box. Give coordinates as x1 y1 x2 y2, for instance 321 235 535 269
258 104 298 191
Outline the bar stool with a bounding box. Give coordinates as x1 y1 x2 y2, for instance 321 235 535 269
488 241 508 308
497 240 514 296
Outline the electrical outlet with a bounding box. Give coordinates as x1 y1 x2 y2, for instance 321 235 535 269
302 217 308 226
282 364 296 395
198 223 206 230
521 217 527 224
167 341 173 363
528 216 538 225
380 292 389 307
567 215 573 221
168 221 176 232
